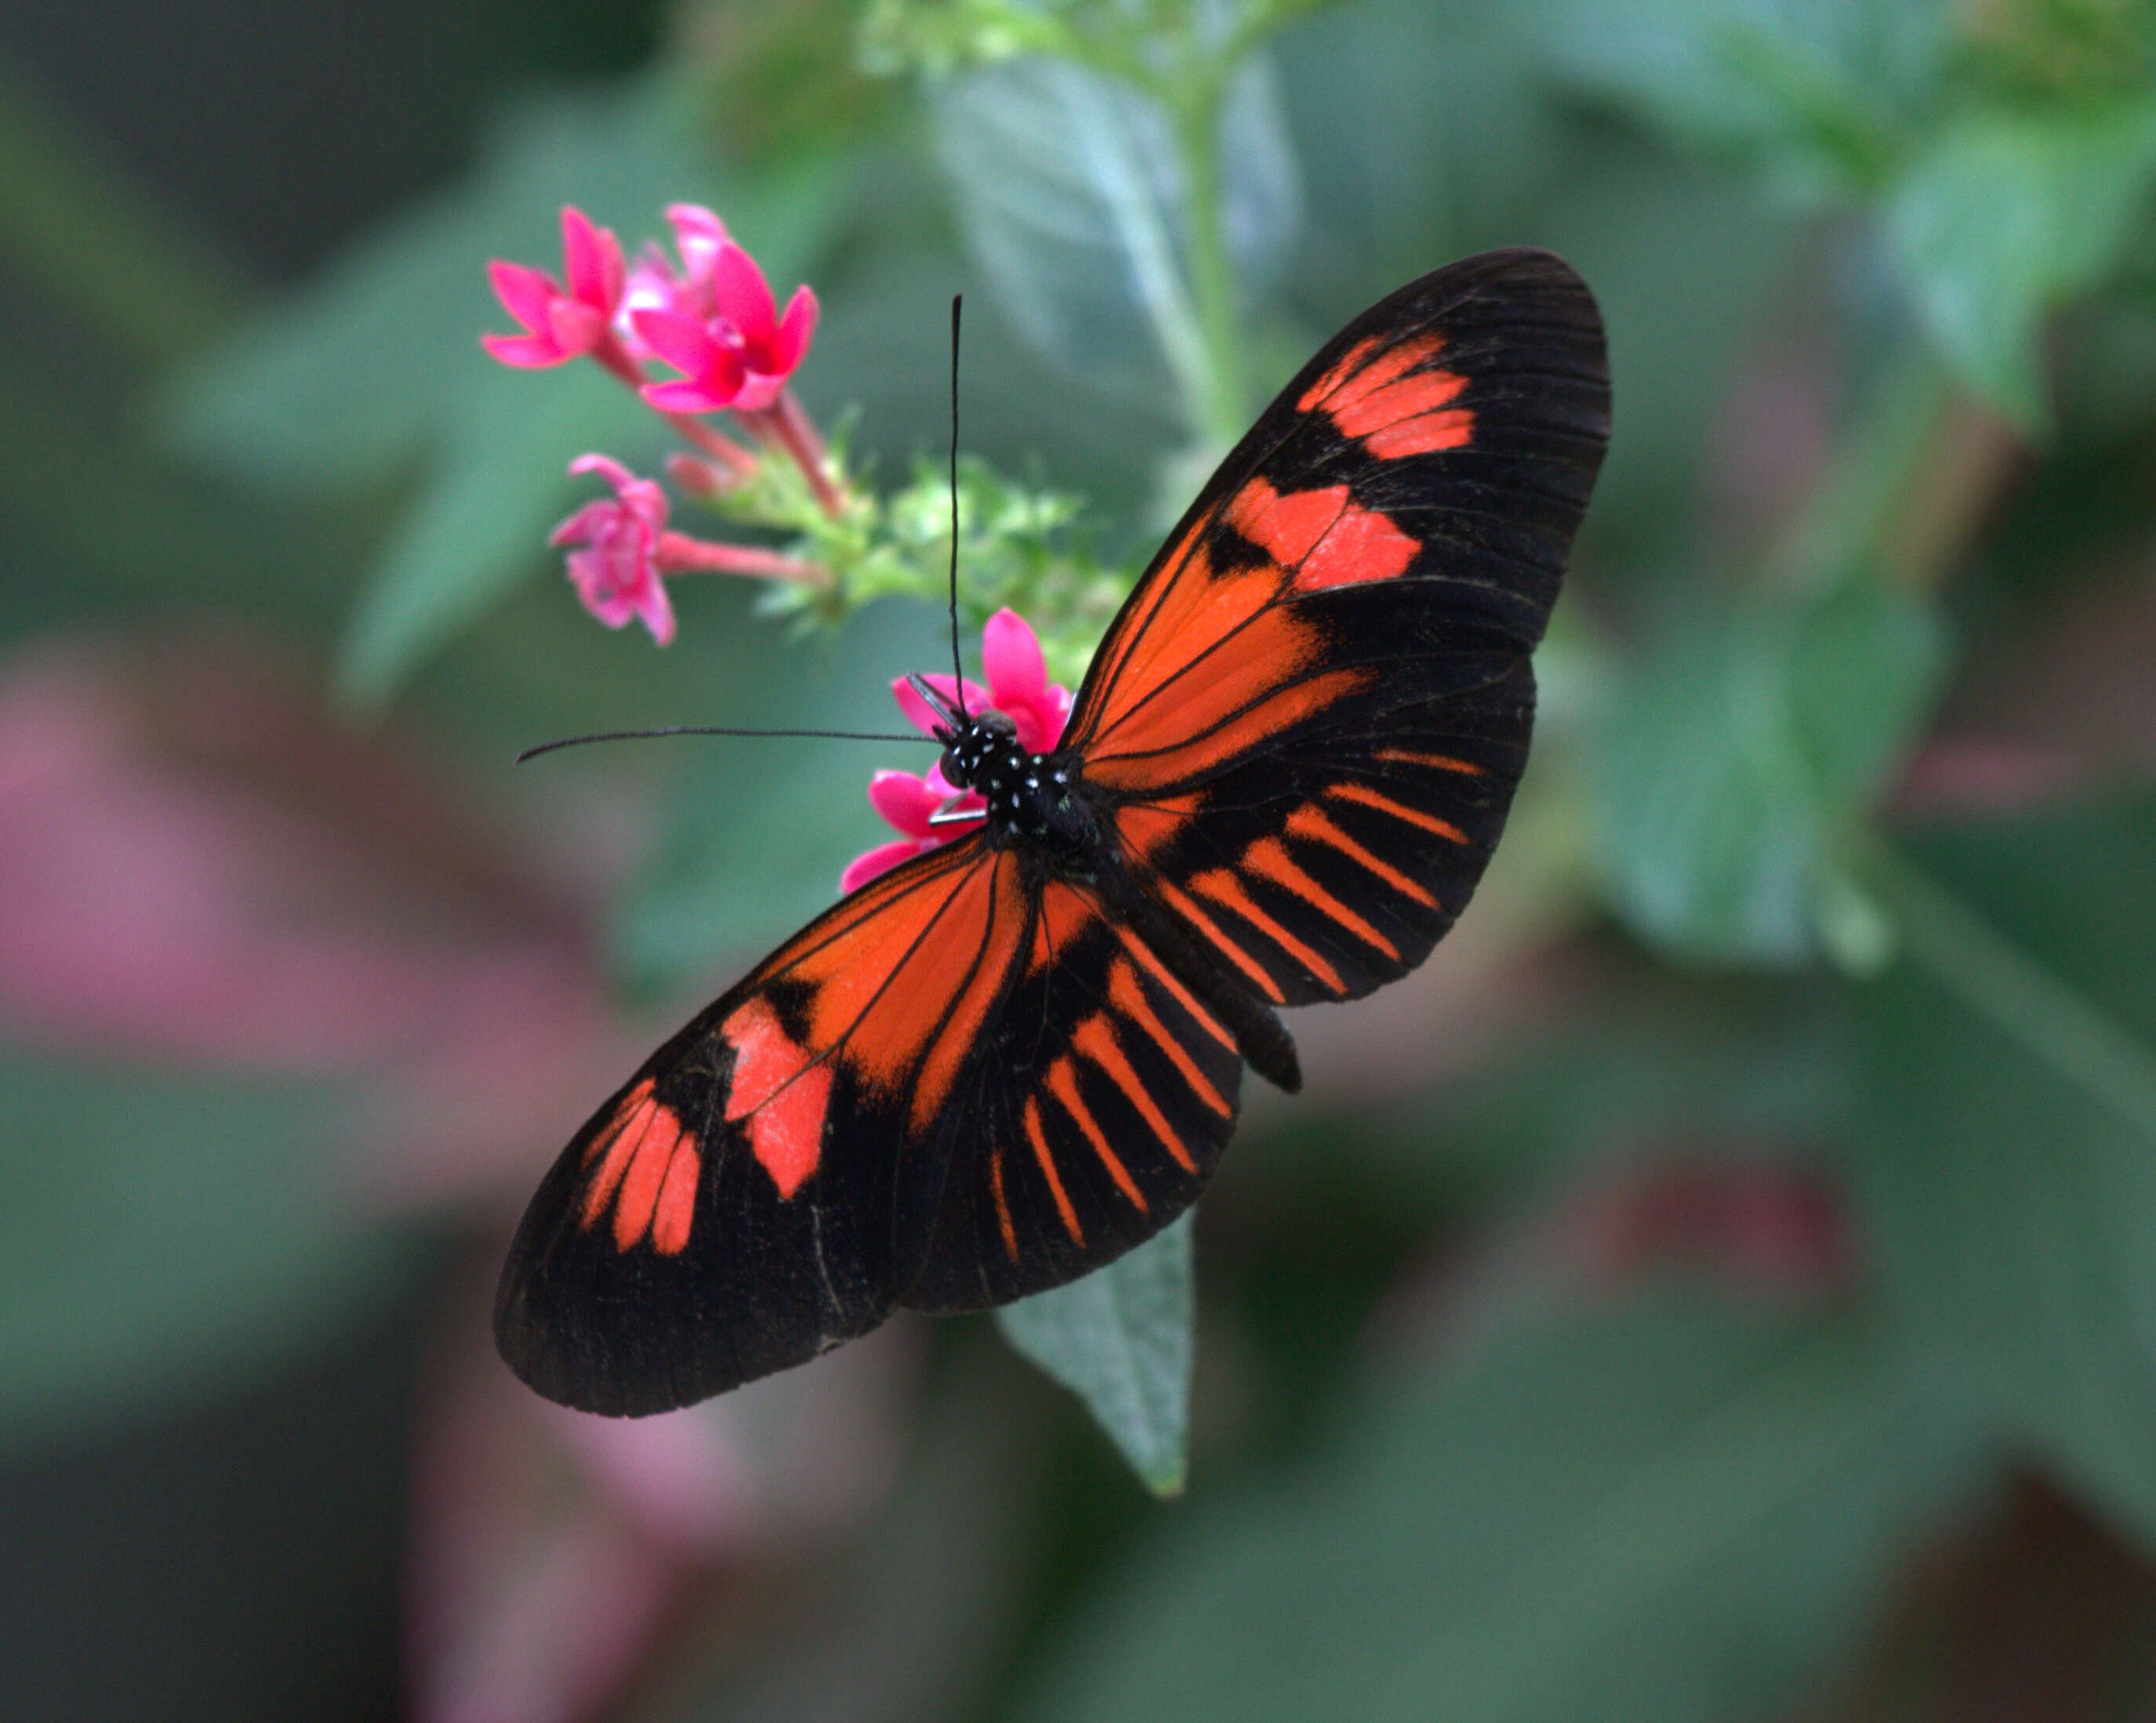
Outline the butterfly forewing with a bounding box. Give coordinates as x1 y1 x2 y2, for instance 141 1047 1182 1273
498 248 1609 1413
1064 248 1607 1007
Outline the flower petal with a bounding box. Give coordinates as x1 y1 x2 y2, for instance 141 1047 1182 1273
560 206 622 313
567 452 640 492
545 300 607 357
549 500 612 548
631 579 677 646
666 204 730 277
630 310 724 376
866 770 942 839
731 372 787 413
708 242 779 352
481 332 567 368
488 259 561 332
641 379 741 415
772 285 819 372
840 840 927 895
982 608 1047 709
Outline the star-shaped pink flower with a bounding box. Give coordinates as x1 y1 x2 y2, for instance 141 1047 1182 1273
482 207 626 368
550 455 676 645
840 610 1074 893
633 235 818 415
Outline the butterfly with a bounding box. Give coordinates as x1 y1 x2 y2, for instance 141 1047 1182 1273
496 248 1610 1414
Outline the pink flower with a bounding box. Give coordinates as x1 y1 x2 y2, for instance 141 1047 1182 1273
617 205 734 347
890 608 1073 753
550 455 676 645
633 232 818 415
482 207 626 368
840 609 1073 893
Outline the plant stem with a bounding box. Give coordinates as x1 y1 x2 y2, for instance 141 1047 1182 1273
1168 81 1250 447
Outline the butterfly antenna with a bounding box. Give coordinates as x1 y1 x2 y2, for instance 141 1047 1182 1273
948 292 968 721
516 724 925 765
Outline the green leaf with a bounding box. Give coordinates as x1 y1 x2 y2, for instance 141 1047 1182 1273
1851 798 2156 1547
334 356 659 705
1886 96 2156 430
996 1215 1194 1496
1538 0 1947 201
0 1054 419 1447
934 51 1300 429
1592 579 1947 964
1018 1293 1986 1723
159 80 711 490
935 57 1204 415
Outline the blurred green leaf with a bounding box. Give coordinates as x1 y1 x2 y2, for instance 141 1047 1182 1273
935 57 1207 416
1019 1293 1986 1723
0 1055 416 1446
933 47 1302 434
335 358 658 705
1853 796 2156 1547
1539 0 1947 201
158 77 851 701
997 1216 1193 1497
1592 579 1947 964
1885 95 2156 430
1279 0 1566 291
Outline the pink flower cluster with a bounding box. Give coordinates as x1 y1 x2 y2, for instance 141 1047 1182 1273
484 205 830 643
840 610 1075 894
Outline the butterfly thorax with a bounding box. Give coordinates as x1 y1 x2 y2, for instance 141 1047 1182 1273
938 709 1098 865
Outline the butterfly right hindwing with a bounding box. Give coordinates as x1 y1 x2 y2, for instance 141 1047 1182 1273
904 876 1246 1311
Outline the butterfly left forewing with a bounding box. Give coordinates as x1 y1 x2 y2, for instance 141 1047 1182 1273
496 840 1032 1413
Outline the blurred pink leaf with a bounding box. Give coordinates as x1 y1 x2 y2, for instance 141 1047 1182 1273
407 1255 921 1723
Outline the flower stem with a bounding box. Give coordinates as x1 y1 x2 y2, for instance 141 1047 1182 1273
655 531 829 586
663 412 759 475
1171 92 1247 447
738 391 847 518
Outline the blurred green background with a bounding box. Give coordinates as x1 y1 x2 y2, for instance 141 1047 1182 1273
6 0 2156 1718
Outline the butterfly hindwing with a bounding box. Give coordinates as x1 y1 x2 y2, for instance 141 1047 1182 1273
903 876 1246 1311
495 841 1033 1413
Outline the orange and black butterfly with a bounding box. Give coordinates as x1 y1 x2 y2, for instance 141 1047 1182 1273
497 248 1610 1414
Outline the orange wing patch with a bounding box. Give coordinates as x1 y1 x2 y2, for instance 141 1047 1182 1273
1290 497 1419 592
1285 803 1439 908
722 998 831 1199
1029 879 1100 975
1325 781 1471 843
1301 332 1474 458
1226 477 1421 592
581 1077 704 1253
1242 836 1400 958
1189 867 1347 994
1072 1009 1198 1173
1022 1097 1085 1245
1107 950 1233 1118
762 853 1023 1137
1046 1056 1148 1211
1115 793 1201 864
